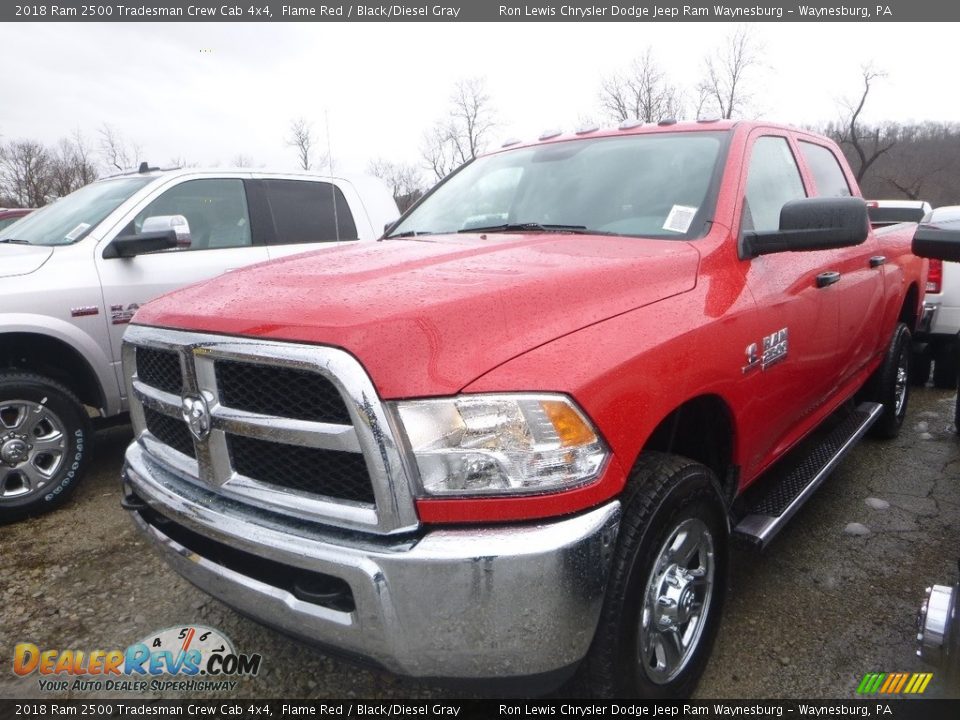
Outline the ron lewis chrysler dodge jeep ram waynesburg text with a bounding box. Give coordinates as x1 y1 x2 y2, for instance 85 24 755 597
119 121 926 697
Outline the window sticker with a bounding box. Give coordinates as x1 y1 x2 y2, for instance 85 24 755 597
64 223 91 241
662 205 698 233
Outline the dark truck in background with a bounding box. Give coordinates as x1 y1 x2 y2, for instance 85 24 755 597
912 208 960 689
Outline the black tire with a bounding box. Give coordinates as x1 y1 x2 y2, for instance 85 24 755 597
0 372 92 524
909 348 932 387
579 452 728 698
865 323 911 439
933 339 959 389
954 384 960 436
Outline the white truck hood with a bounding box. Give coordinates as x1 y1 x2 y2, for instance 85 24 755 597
0 245 54 278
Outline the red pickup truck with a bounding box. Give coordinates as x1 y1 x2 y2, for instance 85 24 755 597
120 121 925 697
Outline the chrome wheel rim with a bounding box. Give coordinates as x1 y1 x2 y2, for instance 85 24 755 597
638 517 715 684
0 400 68 500
894 345 909 416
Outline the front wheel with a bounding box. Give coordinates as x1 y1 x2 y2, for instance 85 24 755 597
580 452 728 698
0 373 92 524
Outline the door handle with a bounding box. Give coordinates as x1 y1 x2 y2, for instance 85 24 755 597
816 271 841 288
870 255 886 268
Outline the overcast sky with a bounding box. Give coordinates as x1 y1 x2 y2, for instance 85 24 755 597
2 22 958 178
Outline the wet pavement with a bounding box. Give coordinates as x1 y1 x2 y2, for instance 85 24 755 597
2 387 958 700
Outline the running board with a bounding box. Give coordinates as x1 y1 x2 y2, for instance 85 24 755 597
733 402 883 548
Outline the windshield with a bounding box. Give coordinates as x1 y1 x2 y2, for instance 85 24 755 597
0 176 154 246
389 131 728 240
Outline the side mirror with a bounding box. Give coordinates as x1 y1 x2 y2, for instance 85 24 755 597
912 207 960 261
742 197 869 259
142 214 191 248
103 230 178 259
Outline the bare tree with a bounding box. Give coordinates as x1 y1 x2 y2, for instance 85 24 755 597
421 124 457 181
599 49 683 123
68 129 97 186
697 26 761 119
45 130 99 198
98 123 141 172
832 66 897 184
286 117 316 171
0 140 53 207
232 154 254 168
421 78 497 181
168 156 200 169
865 122 958 204
369 158 425 212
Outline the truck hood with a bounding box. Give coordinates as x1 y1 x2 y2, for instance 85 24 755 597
134 234 700 398
0 245 54 279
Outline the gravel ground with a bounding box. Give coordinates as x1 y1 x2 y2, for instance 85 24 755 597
2 387 958 700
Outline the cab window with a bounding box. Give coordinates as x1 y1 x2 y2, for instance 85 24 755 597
743 136 807 233
260 179 358 244
124 179 252 251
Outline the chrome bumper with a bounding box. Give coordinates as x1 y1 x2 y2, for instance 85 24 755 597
918 302 938 335
122 443 621 679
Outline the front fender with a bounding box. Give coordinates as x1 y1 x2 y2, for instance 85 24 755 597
0 313 121 415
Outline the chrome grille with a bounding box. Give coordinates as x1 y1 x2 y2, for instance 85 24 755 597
122 326 419 535
215 359 351 423
227 434 375 504
136 347 183 395
144 406 196 460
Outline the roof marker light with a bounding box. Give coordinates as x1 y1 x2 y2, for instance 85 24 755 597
575 124 599 135
501 138 522 148
619 119 643 130
657 118 678 126
538 129 562 141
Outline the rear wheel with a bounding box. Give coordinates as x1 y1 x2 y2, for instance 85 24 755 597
865 323 911 439
580 452 727 698
0 373 92 523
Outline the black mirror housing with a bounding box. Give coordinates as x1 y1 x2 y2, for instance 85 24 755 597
912 211 960 262
103 230 179 259
743 197 869 259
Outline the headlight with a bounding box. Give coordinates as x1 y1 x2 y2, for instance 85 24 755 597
394 394 609 497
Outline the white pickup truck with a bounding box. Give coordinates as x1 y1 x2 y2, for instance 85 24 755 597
869 200 959 387
914 207 960 389
0 167 399 521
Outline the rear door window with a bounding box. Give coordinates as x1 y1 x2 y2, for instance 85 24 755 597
260 179 358 245
799 141 852 198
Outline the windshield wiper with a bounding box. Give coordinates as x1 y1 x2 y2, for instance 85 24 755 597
386 230 436 238
0 238 30 245
458 222 589 234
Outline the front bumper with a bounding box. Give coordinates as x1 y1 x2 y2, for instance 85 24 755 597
122 442 621 679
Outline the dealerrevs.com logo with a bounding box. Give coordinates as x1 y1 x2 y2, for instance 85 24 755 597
13 625 262 693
